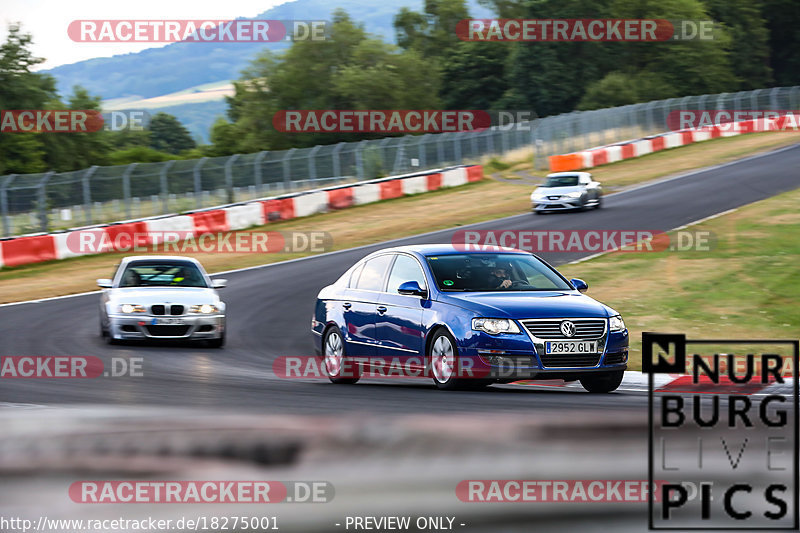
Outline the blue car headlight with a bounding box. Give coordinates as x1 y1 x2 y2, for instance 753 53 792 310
609 315 626 332
472 318 521 335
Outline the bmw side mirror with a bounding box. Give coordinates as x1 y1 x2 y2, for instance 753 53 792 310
212 279 227 289
96 278 112 289
570 278 588 293
397 280 427 298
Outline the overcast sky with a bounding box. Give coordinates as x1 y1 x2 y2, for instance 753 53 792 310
2 0 290 70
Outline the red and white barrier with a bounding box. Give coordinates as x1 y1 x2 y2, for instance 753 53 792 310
548 118 790 172
0 165 483 268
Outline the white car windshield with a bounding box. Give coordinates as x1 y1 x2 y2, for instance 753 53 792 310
119 262 208 288
544 176 580 187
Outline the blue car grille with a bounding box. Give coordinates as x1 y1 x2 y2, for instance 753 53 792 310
521 318 606 339
540 353 601 368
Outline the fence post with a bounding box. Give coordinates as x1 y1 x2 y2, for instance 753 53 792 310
38 171 55 233
452 132 462 163
790 87 800 110
308 145 322 181
224 154 239 204
254 151 268 193
750 88 761 110
354 141 367 180
159 160 175 214
332 142 345 177
282 149 296 191
378 137 393 176
121 163 137 219
1 174 16 237
769 86 781 108
193 158 206 209
83 166 97 225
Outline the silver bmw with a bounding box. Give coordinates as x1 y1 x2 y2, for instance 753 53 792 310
531 172 603 213
97 256 227 347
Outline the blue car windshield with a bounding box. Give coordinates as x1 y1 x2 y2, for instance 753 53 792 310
425 253 572 292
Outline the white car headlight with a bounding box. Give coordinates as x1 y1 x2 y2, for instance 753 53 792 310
609 315 626 332
531 191 545 200
190 304 219 314
119 304 146 313
472 318 521 335
565 191 582 199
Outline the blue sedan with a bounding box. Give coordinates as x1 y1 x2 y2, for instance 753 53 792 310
311 245 628 392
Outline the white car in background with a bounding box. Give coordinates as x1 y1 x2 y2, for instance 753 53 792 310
97 256 227 347
531 172 603 214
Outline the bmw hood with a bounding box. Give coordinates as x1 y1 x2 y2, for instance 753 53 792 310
109 287 220 305
438 291 615 319
533 185 583 196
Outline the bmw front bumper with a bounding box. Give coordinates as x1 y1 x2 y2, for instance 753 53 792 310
108 314 226 340
531 197 583 212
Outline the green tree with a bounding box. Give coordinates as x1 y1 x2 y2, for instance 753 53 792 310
762 0 800 86
703 0 772 90
148 112 196 154
0 23 56 174
394 0 469 57
222 10 441 153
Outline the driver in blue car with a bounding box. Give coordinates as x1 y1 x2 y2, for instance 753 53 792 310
488 262 514 289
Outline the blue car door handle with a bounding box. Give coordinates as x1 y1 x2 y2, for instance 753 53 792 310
376 305 388 314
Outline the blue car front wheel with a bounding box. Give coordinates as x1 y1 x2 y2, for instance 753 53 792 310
324 327 360 384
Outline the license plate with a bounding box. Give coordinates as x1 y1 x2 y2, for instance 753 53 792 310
546 341 597 354
152 318 185 325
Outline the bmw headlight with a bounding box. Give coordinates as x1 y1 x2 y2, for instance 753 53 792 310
119 304 146 313
472 318 521 335
190 304 219 314
609 315 626 332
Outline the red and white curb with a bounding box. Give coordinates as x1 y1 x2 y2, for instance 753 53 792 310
515 371 794 396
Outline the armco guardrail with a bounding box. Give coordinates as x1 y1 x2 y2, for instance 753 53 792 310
0 165 482 269
548 115 798 172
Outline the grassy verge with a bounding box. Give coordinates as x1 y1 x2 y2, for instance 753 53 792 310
0 132 796 304
559 187 800 370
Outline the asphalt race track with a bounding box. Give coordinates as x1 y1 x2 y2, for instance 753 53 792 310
2 144 799 414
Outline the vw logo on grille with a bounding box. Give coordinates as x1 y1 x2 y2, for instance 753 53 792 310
560 320 576 337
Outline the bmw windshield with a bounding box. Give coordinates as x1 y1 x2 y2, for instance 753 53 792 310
119 261 208 288
543 175 580 187
425 253 573 292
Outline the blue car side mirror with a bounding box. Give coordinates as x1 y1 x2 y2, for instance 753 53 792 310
570 278 588 292
397 280 428 298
